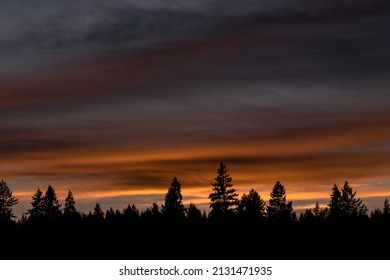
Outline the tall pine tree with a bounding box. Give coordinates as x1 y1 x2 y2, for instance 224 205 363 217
208 162 239 218
162 177 185 219
63 190 78 218
43 185 62 219
328 184 342 219
0 179 18 221
339 181 367 218
27 188 45 221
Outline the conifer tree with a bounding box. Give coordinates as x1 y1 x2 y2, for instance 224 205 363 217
370 208 383 220
43 185 62 219
162 177 185 219
63 190 77 218
151 202 161 216
105 207 116 222
187 203 202 223
313 202 328 220
328 184 342 219
208 162 239 217
339 181 367 217
27 188 45 220
383 198 390 217
123 204 140 220
0 179 18 221
93 203 104 221
301 202 328 222
141 202 162 222
313 202 320 217
238 188 266 219
267 181 294 222
300 208 315 222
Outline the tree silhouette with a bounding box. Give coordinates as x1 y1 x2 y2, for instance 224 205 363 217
93 203 104 221
369 198 390 220
43 185 62 219
0 179 18 221
339 181 367 218
105 207 116 222
313 202 328 220
328 184 342 220
151 202 161 216
370 208 383 220
6 167 390 260
123 204 140 221
300 209 314 223
187 203 202 223
63 190 78 218
313 202 320 217
383 198 390 217
141 203 161 220
27 188 45 221
267 181 294 222
208 162 239 218
162 177 185 219
300 202 328 223
238 188 266 220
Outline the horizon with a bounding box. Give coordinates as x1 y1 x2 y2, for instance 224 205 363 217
8 173 390 220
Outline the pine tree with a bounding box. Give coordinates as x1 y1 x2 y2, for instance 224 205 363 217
141 202 162 222
313 202 320 217
187 203 202 223
300 208 314 223
93 203 104 221
370 208 383 220
123 204 140 221
27 188 45 220
267 181 294 222
301 202 328 222
208 162 239 217
162 177 185 219
339 181 367 217
238 188 266 219
105 207 116 222
383 198 390 217
115 209 122 217
0 179 18 221
328 184 342 219
63 190 77 218
43 185 62 219
151 203 161 216
313 202 328 220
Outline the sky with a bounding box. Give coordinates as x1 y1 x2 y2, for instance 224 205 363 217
1 0 390 218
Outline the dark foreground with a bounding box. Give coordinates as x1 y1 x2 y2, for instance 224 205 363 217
1 217 389 260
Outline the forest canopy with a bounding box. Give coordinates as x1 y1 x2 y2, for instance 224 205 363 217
0 162 389 260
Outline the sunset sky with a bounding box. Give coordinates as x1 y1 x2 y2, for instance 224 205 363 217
1 0 390 218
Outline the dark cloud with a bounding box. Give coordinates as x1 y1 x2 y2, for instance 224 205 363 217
2 4 390 110
1 0 389 53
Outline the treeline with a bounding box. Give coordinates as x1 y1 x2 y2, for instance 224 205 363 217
0 162 390 260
